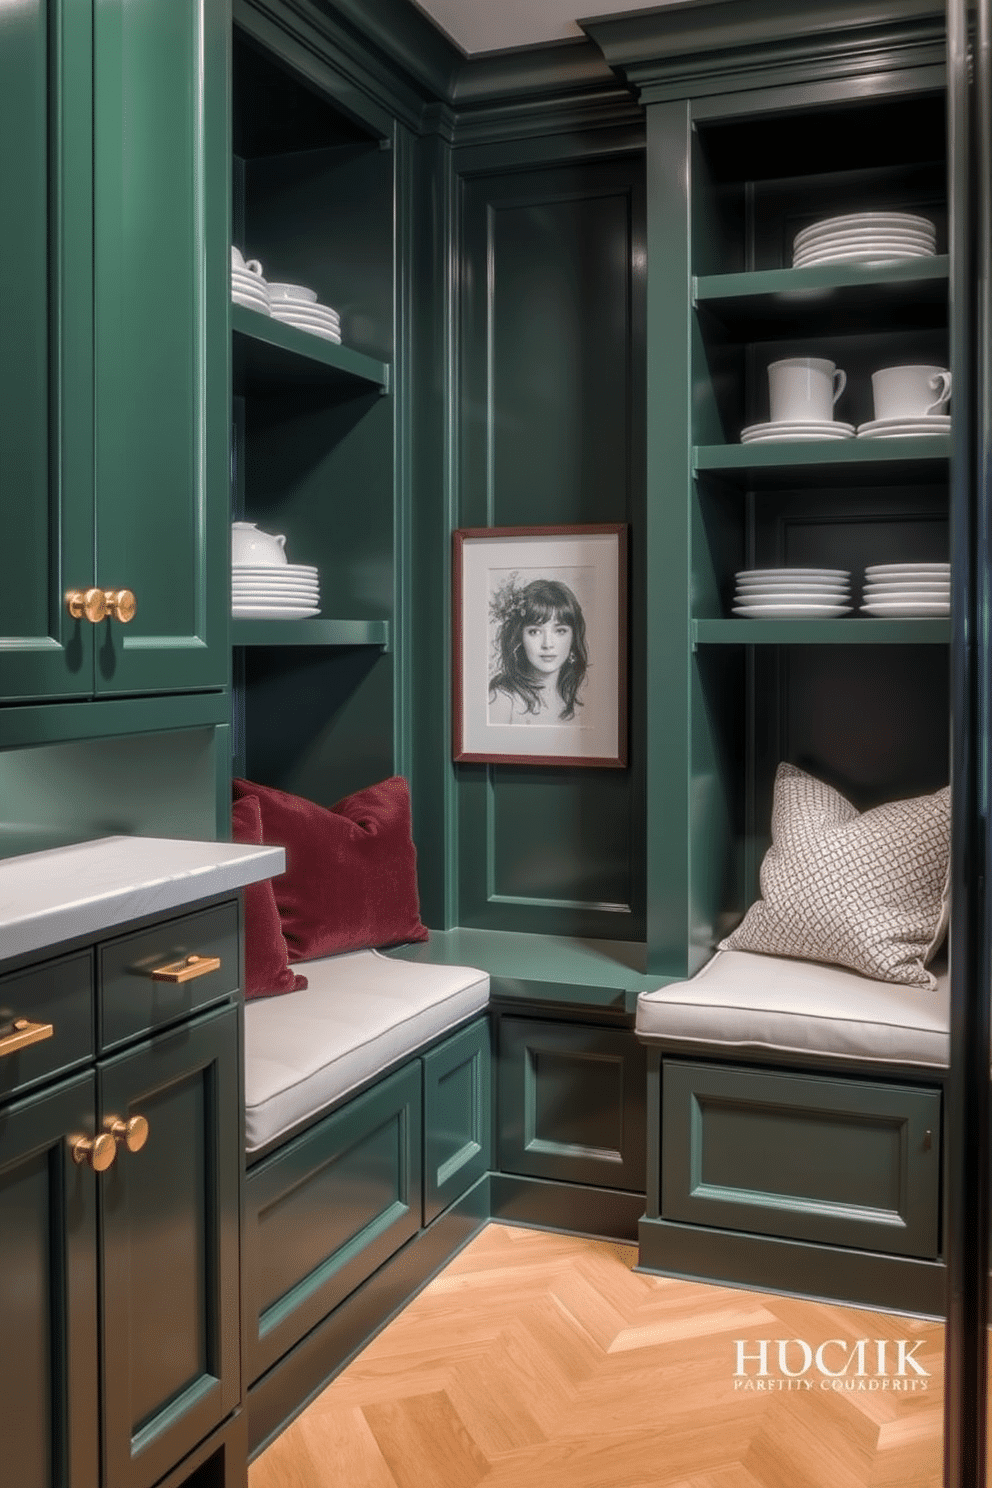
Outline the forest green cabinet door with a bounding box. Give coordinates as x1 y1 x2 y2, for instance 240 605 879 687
0 0 94 703
92 0 229 697
0 1073 100 1488
98 1006 240 1488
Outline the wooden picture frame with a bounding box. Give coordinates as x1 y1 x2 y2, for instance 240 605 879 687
452 524 628 767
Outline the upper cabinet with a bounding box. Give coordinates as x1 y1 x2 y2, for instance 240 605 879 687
0 0 229 707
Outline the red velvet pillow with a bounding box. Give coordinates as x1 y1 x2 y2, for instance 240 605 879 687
231 795 308 1000
232 775 429 961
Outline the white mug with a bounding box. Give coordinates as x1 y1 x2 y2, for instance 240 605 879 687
871 364 952 421
767 357 847 424
231 245 264 277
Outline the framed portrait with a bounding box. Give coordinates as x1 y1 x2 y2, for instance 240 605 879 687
452 524 628 768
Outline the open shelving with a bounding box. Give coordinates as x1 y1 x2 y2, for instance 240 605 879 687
231 304 389 395
230 618 390 649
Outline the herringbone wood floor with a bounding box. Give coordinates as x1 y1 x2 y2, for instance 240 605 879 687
248 1222 945 1488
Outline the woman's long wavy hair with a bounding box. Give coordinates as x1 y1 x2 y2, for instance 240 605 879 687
489 578 588 719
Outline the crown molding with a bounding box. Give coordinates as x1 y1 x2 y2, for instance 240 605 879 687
582 0 946 98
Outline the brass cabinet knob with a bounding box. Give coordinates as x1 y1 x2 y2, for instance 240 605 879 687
71 1132 117 1172
107 1114 149 1153
66 588 108 623
105 588 137 623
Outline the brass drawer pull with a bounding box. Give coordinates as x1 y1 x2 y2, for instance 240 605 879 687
107 1114 149 1153
0 1018 55 1058
150 953 221 984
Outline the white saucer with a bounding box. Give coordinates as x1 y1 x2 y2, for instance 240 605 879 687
271 310 341 332
860 600 950 616
231 604 320 620
795 233 935 259
735 592 850 604
736 582 849 594
856 416 951 437
733 603 852 617
864 581 950 594
233 584 320 598
270 301 340 320
736 566 848 579
741 420 855 442
794 247 934 268
232 294 270 315
795 226 934 248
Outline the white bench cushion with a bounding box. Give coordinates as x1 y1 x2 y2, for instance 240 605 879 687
636 949 949 1069
244 949 490 1152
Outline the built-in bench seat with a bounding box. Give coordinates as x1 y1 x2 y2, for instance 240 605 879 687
634 949 950 1316
636 948 950 1069
244 948 490 1154
241 947 492 1450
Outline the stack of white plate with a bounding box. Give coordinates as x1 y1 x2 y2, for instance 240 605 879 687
733 568 852 618
268 283 341 344
856 412 951 439
740 420 854 444
791 212 936 268
232 254 270 314
232 564 321 620
860 563 950 617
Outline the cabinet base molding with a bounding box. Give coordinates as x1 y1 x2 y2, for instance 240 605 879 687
247 1175 491 1459
637 1216 945 1319
490 1172 646 1242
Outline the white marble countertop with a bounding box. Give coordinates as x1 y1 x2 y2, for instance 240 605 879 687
0 836 285 962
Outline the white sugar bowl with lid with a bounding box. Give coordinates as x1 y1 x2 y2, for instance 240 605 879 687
231 521 288 567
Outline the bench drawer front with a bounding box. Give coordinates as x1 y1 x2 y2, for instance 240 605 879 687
662 1060 941 1258
498 1017 646 1192
99 901 240 1050
246 1061 422 1383
423 1018 491 1225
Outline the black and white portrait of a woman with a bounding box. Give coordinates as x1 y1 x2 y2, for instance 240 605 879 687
453 526 626 767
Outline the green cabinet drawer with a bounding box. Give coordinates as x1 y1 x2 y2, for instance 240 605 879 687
498 1017 646 1192
245 1060 422 1384
0 951 94 1102
423 1018 491 1225
98 901 240 1050
662 1060 941 1258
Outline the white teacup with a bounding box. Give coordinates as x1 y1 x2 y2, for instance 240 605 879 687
231 522 288 567
767 357 847 424
871 364 952 421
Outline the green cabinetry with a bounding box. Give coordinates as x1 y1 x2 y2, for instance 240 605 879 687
0 0 228 709
0 898 242 1488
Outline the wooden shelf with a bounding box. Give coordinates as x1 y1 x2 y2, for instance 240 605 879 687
695 436 950 488
230 618 390 649
231 304 389 395
693 618 950 646
694 257 949 336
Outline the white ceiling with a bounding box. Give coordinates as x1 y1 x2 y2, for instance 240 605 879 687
408 0 680 56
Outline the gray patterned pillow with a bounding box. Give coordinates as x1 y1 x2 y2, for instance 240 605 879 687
719 763 950 988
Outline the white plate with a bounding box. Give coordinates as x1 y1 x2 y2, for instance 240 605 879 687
860 600 950 616
865 563 949 575
794 211 935 244
736 577 849 590
736 567 848 579
232 604 320 619
232 294 271 314
232 562 318 576
741 421 854 442
232 586 320 597
736 588 850 600
733 603 852 617
793 246 935 267
794 226 934 250
270 301 340 319
272 305 342 325
795 234 935 258
741 430 854 443
266 282 318 303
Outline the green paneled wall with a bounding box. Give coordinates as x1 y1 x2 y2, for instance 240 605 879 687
452 154 646 942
